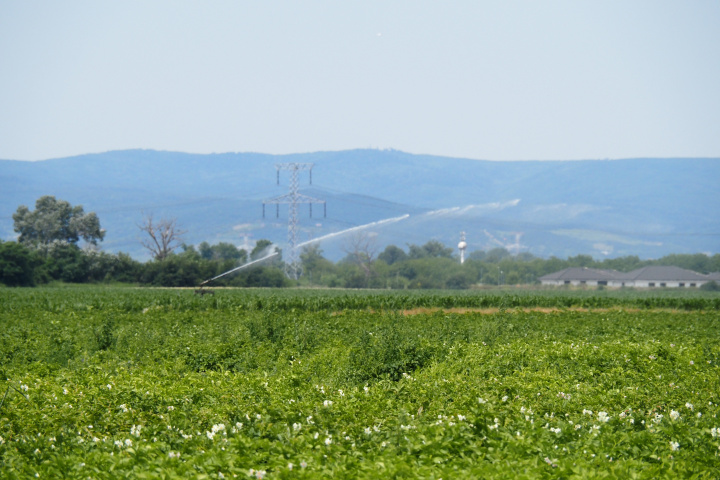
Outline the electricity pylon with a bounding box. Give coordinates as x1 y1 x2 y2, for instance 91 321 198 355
263 163 325 279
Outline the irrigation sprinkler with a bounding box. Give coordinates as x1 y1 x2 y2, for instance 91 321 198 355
195 251 280 293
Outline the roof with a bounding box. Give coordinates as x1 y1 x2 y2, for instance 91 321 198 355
619 266 709 282
539 267 619 281
540 265 713 283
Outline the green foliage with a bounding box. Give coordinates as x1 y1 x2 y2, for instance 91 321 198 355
656 253 720 274
568 254 595 267
378 244 408 265
483 247 512 263
13 195 104 246
199 242 247 262
1 287 719 477
346 315 440 382
93 315 116 351
408 240 455 259
8 215 719 290
139 255 201 287
37 242 89 283
0 241 37 286
84 251 141 283
250 239 274 260
299 244 335 286
131 242 289 288
445 271 474 289
241 266 290 288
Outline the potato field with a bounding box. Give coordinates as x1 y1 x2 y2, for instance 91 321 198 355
1 287 719 479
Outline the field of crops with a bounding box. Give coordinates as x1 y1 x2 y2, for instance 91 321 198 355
1 287 719 478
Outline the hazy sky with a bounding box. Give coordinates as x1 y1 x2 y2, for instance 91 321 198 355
1 1 719 161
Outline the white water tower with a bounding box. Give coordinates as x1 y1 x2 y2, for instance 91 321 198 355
458 232 467 264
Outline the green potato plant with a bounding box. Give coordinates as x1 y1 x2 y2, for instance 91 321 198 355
0 287 718 478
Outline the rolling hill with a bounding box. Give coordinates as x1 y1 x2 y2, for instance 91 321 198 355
1 149 718 261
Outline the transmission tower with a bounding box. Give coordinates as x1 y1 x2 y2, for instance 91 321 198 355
263 163 325 279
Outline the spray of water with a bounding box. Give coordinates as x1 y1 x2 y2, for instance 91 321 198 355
424 206 461 216
199 249 279 286
421 199 521 218
198 200 519 286
297 214 410 248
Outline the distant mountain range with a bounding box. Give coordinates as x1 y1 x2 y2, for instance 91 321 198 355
1 149 718 261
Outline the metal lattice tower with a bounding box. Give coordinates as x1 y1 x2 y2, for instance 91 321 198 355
263 163 325 279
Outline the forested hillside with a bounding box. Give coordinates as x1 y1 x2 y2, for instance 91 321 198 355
1 149 718 260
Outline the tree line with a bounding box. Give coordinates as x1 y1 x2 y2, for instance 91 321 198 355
2 196 719 288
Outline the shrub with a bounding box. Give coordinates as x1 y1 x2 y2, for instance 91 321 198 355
0 241 36 286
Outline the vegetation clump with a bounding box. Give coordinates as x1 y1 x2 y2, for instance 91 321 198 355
3 196 719 289
0 288 719 478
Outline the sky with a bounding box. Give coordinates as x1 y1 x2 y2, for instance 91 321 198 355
1 1 719 162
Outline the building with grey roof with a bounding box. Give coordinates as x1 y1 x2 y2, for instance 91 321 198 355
540 265 717 288
538 267 620 287
706 272 720 282
609 266 710 288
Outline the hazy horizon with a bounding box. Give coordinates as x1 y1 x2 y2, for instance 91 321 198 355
5 146 720 164
1 1 719 162
2 151 717 259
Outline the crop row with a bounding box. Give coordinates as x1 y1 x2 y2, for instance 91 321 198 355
1 288 719 478
2 286 719 314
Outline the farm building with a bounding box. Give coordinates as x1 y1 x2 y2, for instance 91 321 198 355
540 266 718 288
538 267 618 287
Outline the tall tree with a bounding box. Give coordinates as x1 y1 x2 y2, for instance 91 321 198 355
138 214 186 260
300 244 334 284
199 241 246 261
250 239 274 260
13 196 104 246
342 232 378 287
210 242 246 261
408 240 454 259
378 244 408 265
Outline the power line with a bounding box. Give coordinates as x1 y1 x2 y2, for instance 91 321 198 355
262 163 326 279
